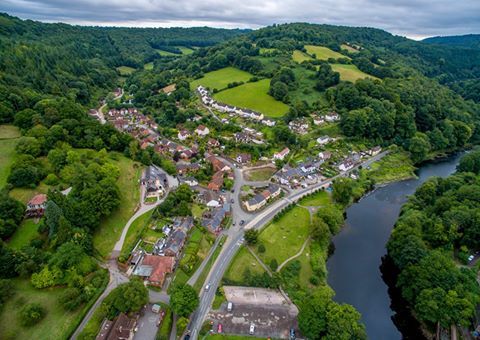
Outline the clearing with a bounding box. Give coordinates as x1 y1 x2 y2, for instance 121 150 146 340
213 79 289 118
93 154 143 258
190 67 253 91
305 45 350 60
330 64 378 82
7 219 39 249
116 66 136 76
292 50 313 63
0 279 86 340
9 182 51 204
243 167 276 181
224 246 265 283
144 62 154 70
341 44 359 53
367 149 416 184
0 125 20 188
119 209 155 259
256 206 310 265
298 190 331 207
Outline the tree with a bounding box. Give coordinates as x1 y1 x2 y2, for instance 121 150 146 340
103 280 148 318
317 206 344 234
332 178 354 205
244 229 259 245
170 284 199 317
325 303 366 340
298 286 334 339
457 149 480 174
409 133 431 164
270 81 289 102
19 303 45 326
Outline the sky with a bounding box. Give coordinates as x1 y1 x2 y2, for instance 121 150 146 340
1 0 479 40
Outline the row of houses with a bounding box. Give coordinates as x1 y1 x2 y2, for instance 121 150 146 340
312 112 340 125
206 155 234 191
197 86 276 126
177 125 210 141
244 184 282 212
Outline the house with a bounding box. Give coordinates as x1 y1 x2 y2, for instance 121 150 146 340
236 153 251 164
300 162 317 174
207 138 220 148
201 203 230 233
177 129 191 141
312 115 325 126
203 190 221 207
318 151 332 160
234 132 250 143
26 194 47 217
316 136 330 145
176 162 200 175
262 184 281 200
245 193 267 212
339 159 355 172
369 146 382 156
96 313 137 340
208 171 224 191
288 119 309 135
273 147 290 161
324 112 340 122
195 125 210 137
172 216 194 233
180 177 198 187
262 119 276 127
141 166 167 199
207 155 231 172
133 255 175 287
164 229 187 257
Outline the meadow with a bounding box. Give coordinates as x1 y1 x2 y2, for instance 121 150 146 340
330 63 378 82
116 66 136 76
224 246 265 282
0 125 20 188
213 79 289 118
7 219 39 249
341 43 359 53
292 50 312 63
190 67 253 91
305 45 350 60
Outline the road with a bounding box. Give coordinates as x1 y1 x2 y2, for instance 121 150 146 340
187 151 389 339
96 88 124 124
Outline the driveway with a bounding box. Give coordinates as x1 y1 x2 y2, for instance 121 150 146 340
134 304 162 340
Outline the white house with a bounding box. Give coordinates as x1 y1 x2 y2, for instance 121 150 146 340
318 151 332 160
273 147 290 161
324 112 340 122
316 136 330 145
262 119 276 127
195 125 210 137
313 116 325 126
339 160 354 172
177 129 190 141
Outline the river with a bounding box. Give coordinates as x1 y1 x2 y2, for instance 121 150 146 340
326 153 464 339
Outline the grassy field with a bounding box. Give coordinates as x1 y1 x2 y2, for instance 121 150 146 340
190 67 253 91
213 79 289 118
0 125 20 188
155 49 179 56
177 46 194 55
305 45 350 60
341 44 359 53
259 48 277 55
0 279 85 340
298 190 331 207
224 246 265 282
9 182 51 204
243 167 276 181
292 50 313 63
93 155 142 258
367 150 416 184
330 64 378 82
116 66 136 76
7 219 39 249
257 206 310 265
120 209 154 258
193 236 225 292
144 62 154 70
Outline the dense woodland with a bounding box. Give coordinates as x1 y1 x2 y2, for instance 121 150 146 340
387 150 480 331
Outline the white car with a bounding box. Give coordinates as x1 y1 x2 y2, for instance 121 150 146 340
205 284 210 291
468 255 475 262
249 323 255 335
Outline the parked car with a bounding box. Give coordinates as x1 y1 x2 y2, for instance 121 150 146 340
290 328 296 340
469 255 475 262
240 220 245 226
217 323 223 333
227 301 233 312
249 323 255 335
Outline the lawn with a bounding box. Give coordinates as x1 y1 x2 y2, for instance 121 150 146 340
155 49 179 56
292 50 312 63
244 167 276 181
0 125 20 188
192 203 206 219
367 149 416 184
305 45 350 60
257 206 310 265
93 154 143 258
190 67 253 91
330 64 378 82
7 219 40 249
299 190 331 207
0 279 86 340
341 44 359 53
0 125 21 139
9 182 51 204
213 79 289 118
144 62 154 70
177 46 194 55
116 66 136 76
120 210 155 257
224 246 265 283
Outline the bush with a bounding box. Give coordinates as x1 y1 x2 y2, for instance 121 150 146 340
19 303 45 326
269 259 278 271
309 275 320 285
176 316 189 336
44 173 60 186
258 244 266 253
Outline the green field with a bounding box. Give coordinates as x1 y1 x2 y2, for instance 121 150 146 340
120 210 154 258
292 50 313 63
367 149 416 184
341 44 359 53
299 190 331 206
93 155 143 258
144 62 154 70
224 246 265 282
116 66 136 76
0 279 86 340
7 219 39 249
213 79 289 118
155 49 179 56
0 125 20 188
305 45 349 60
9 182 51 204
190 67 253 91
257 206 310 265
177 46 194 55
259 48 277 55
330 64 378 82
244 167 276 181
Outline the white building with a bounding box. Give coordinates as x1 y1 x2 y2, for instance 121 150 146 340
273 147 290 161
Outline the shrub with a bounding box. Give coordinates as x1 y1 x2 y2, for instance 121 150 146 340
44 173 59 186
258 244 266 253
269 259 278 271
19 303 45 326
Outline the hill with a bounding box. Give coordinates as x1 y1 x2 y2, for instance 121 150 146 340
423 34 480 49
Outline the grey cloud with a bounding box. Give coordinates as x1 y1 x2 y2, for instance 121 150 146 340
1 0 479 38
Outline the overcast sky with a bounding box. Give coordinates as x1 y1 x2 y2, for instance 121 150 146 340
1 0 479 40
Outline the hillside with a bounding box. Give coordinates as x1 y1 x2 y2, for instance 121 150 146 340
423 34 480 49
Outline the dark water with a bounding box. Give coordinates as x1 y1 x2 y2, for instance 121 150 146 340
326 153 463 340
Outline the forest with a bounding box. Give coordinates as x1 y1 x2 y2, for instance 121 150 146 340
386 149 480 332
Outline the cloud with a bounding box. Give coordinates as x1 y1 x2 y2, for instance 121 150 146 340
1 0 479 39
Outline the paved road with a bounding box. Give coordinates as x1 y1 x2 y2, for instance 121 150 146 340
187 151 389 339
97 88 124 124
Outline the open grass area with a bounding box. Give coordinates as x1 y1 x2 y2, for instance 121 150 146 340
0 125 20 188
292 50 313 63
144 62 154 70
257 206 310 265
9 182 51 204
330 64 378 82
120 209 154 257
213 79 289 118
177 46 194 55
298 190 331 207
259 48 277 55
243 167 276 181
93 154 143 258
190 67 253 91
0 125 21 139
7 219 40 249
367 149 416 184
116 66 136 76
305 45 350 60
193 236 225 292
341 44 359 53
155 49 179 56
224 246 265 282
0 279 86 340
289 66 326 105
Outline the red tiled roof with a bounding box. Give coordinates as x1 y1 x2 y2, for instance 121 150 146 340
28 194 47 206
141 255 175 285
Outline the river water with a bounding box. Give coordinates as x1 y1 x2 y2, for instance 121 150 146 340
326 153 463 339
